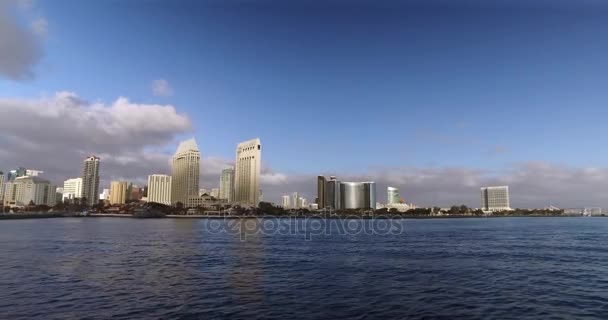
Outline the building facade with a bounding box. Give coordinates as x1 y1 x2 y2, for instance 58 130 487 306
219 167 235 201
62 177 83 202
340 182 376 210
0 171 4 204
82 156 100 206
282 195 290 208
387 187 400 204
480 186 511 211
109 181 128 205
171 138 200 205
147 174 172 206
234 138 261 207
317 176 326 209
11 176 53 206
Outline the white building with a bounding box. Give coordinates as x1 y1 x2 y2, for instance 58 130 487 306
171 138 200 205
210 188 219 199
148 174 172 206
12 176 53 206
299 197 307 208
26 169 44 177
62 177 83 201
480 186 511 211
99 188 110 201
292 192 299 209
219 167 235 201
387 187 400 204
282 195 290 208
234 138 261 207
82 156 100 206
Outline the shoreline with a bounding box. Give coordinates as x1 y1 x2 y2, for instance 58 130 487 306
0 213 598 220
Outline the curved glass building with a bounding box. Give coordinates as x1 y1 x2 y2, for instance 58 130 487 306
339 181 376 210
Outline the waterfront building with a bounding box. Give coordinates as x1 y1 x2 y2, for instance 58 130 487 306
82 156 100 206
480 186 511 211
0 171 4 203
324 176 341 210
171 138 200 206
12 176 53 206
219 167 235 201
309 203 319 210
292 192 299 209
234 138 261 207
99 188 110 201
210 188 219 199
62 177 83 202
282 195 290 208
299 197 307 208
6 167 26 182
147 174 172 206
340 181 376 209
109 181 128 205
317 175 326 209
129 185 143 201
387 187 400 204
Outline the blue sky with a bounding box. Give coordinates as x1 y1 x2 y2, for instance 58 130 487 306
2 0 608 206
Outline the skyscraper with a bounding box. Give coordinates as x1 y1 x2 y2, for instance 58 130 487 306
147 174 172 205
0 171 4 204
317 175 326 209
62 177 83 202
480 186 511 211
82 156 100 206
109 181 128 205
282 195 290 208
324 176 341 210
234 138 261 206
219 167 235 201
12 176 53 206
340 181 376 209
291 192 299 209
387 187 400 204
171 138 200 205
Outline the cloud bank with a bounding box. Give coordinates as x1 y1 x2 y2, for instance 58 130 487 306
0 0 45 80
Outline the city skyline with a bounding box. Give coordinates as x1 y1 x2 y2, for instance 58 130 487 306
3 0 608 207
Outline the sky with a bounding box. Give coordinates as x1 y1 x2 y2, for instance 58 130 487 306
1 0 608 208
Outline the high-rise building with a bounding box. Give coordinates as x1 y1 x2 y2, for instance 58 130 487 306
62 177 83 202
292 192 299 209
12 176 53 206
299 197 307 208
480 186 511 211
219 167 235 201
99 188 110 201
317 175 326 209
340 182 376 209
210 188 219 199
324 176 341 210
148 174 172 206
7 167 26 182
282 195 290 208
82 156 100 206
234 138 261 207
129 185 143 201
387 187 400 204
0 171 4 204
109 181 128 205
171 138 200 206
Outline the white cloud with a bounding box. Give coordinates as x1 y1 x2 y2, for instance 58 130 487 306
152 79 173 97
30 17 47 37
0 92 191 185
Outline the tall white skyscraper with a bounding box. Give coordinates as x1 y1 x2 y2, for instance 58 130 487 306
219 167 235 201
292 192 299 209
62 177 83 201
387 187 400 204
282 195 290 208
82 156 100 206
234 138 261 207
147 174 172 205
480 186 511 211
171 138 200 205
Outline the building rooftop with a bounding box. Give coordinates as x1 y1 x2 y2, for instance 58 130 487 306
175 137 199 155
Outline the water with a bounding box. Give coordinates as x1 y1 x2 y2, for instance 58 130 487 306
1 217 608 319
